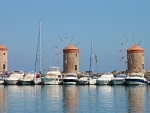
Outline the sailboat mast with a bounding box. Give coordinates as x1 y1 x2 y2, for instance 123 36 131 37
39 21 42 73
91 38 94 74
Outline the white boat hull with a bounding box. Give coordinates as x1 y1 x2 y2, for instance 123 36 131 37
63 82 77 85
4 80 18 85
19 80 34 85
0 80 4 84
79 80 89 85
125 77 148 85
112 79 125 85
125 80 148 85
89 79 96 85
96 80 112 85
41 78 61 85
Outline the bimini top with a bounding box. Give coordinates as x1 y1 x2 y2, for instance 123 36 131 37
0 44 8 51
63 44 79 53
127 44 144 53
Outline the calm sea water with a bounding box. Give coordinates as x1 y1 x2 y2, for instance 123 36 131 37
0 85 150 113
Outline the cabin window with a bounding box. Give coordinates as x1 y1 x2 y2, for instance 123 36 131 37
75 65 77 70
3 64 5 70
142 64 144 69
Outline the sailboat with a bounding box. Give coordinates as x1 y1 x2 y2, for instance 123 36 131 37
79 38 97 85
34 21 42 85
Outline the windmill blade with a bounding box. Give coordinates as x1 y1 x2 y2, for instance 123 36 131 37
119 54 126 62
124 35 129 48
57 58 61 64
70 35 74 44
59 37 65 48
132 34 134 44
53 45 62 50
75 42 80 46
52 52 62 57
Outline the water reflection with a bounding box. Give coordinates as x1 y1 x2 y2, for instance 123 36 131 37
126 86 146 113
0 86 6 113
63 86 79 113
0 85 149 113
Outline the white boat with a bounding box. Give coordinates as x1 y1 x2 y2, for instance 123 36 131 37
96 73 114 85
41 66 62 85
88 75 98 85
79 75 90 85
4 71 24 85
112 74 127 85
125 73 148 85
63 73 78 85
18 71 35 85
0 77 4 84
34 73 41 85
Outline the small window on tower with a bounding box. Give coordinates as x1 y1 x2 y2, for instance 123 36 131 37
142 64 144 69
3 53 5 55
3 64 5 70
75 65 77 70
76 53 77 57
142 54 144 56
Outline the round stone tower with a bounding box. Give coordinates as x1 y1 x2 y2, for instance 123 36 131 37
63 44 80 74
126 44 145 73
0 44 8 73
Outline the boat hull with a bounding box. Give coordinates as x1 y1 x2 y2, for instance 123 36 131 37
79 80 89 85
63 79 78 85
0 80 4 85
96 80 112 85
4 80 18 85
112 79 125 85
63 82 77 85
89 79 96 85
19 80 34 85
125 79 148 85
41 78 61 85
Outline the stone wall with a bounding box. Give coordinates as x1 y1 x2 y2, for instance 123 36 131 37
0 50 8 72
63 52 79 74
127 52 145 73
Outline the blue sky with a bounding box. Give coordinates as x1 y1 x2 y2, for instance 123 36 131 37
0 1 150 72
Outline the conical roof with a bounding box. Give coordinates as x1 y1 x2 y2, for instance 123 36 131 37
65 44 79 50
0 44 7 51
127 44 144 53
63 44 79 53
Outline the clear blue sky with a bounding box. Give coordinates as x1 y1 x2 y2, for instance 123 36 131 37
0 1 150 73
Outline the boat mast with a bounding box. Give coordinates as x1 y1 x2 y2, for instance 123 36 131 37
91 38 94 74
39 21 42 73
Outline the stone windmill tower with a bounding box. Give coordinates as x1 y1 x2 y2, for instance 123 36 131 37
63 44 80 74
126 44 145 73
0 44 8 72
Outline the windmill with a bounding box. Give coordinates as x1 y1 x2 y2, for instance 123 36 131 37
53 35 80 74
119 35 144 73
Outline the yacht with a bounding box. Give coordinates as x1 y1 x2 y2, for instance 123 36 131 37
125 73 148 85
63 73 78 85
41 66 62 85
79 75 90 85
96 73 114 85
88 74 98 85
112 74 127 85
4 71 24 85
18 71 35 85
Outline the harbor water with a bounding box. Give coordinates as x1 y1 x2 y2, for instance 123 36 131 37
0 85 150 113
